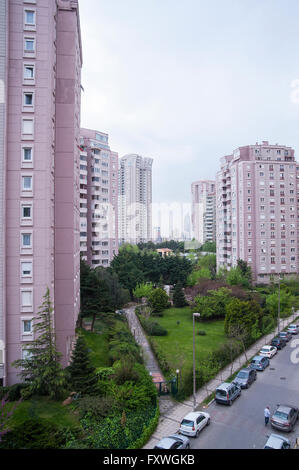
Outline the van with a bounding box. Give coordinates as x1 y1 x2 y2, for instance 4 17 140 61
215 382 241 406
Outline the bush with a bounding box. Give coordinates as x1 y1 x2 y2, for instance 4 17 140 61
76 396 117 420
139 317 168 336
0 418 76 449
197 330 206 336
0 383 27 401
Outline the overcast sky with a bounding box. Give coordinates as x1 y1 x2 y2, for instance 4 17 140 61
79 0 299 204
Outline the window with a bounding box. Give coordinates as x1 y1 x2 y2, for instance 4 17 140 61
24 38 35 52
24 93 33 105
22 348 32 360
22 233 32 247
22 176 32 190
22 119 34 135
21 262 32 276
25 10 35 25
21 290 32 307
22 319 32 334
23 148 32 161
22 205 31 218
24 65 34 79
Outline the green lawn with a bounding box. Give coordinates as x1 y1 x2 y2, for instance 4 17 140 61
151 307 228 372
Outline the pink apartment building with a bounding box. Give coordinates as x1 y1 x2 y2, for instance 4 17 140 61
216 141 298 283
0 0 82 386
191 180 216 244
80 128 118 267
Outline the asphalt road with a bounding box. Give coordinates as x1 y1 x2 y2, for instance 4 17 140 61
189 337 299 449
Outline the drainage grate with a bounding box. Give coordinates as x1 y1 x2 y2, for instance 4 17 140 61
280 377 286 380
270 368 275 370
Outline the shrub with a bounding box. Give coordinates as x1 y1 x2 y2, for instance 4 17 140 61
0 418 76 449
76 396 117 420
197 330 206 336
139 317 168 336
0 383 26 401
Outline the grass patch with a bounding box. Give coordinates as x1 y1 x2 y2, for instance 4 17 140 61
5 396 80 429
151 307 228 373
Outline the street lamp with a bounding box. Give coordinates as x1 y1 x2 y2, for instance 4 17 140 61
278 275 281 335
193 312 200 411
176 369 180 392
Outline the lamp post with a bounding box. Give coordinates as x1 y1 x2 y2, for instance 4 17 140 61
193 312 200 411
278 275 281 335
176 369 180 393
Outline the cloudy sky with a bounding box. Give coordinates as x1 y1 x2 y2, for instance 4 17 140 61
79 0 299 204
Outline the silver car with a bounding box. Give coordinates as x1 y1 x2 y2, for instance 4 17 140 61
270 404 299 432
263 433 291 449
154 434 190 449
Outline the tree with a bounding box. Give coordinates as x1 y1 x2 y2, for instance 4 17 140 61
224 298 262 340
133 283 154 301
148 288 170 313
12 288 66 400
67 333 98 396
173 283 188 308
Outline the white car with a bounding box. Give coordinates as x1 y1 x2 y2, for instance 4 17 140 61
179 411 210 438
263 433 291 449
259 345 277 358
287 324 299 335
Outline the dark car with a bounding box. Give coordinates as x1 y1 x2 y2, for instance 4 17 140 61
270 404 299 432
233 368 257 389
271 337 287 350
250 355 269 371
278 331 292 342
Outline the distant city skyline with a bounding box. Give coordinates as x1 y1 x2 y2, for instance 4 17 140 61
79 0 299 203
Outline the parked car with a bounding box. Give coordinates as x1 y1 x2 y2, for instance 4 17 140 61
232 368 257 389
215 382 241 406
270 404 299 432
259 345 277 359
154 434 190 449
287 324 299 335
263 433 291 449
250 355 269 371
279 331 292 342
271 337 286 350
179 411 210 438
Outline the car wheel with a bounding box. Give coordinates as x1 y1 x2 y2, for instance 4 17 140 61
207 418 210 426
195 429 199 438
186 444 190 449
229 400 232 406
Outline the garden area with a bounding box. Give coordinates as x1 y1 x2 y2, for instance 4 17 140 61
0 284 159 449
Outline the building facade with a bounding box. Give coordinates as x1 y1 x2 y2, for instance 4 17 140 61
216 141 298 283
191 180 216 244
118 154 153 245
79 128 118 267
1 0 82 386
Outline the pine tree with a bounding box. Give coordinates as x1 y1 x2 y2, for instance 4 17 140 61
12 288 66 400
67 333 98 396
173 283 188 308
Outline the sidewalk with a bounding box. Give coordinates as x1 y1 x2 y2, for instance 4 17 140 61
142 310 298 449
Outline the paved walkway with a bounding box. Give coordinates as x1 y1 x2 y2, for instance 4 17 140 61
125 304 177 414
125 305 298 449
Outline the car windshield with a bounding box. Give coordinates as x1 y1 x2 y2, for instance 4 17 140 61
260 348 268 352
251 359 259 364
237 372 248 378
181 419 193 427
273 411 288 420
216 389 227 397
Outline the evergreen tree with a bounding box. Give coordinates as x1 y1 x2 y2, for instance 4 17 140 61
67 333 98 396
173 283 188 308
12 288 66 400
